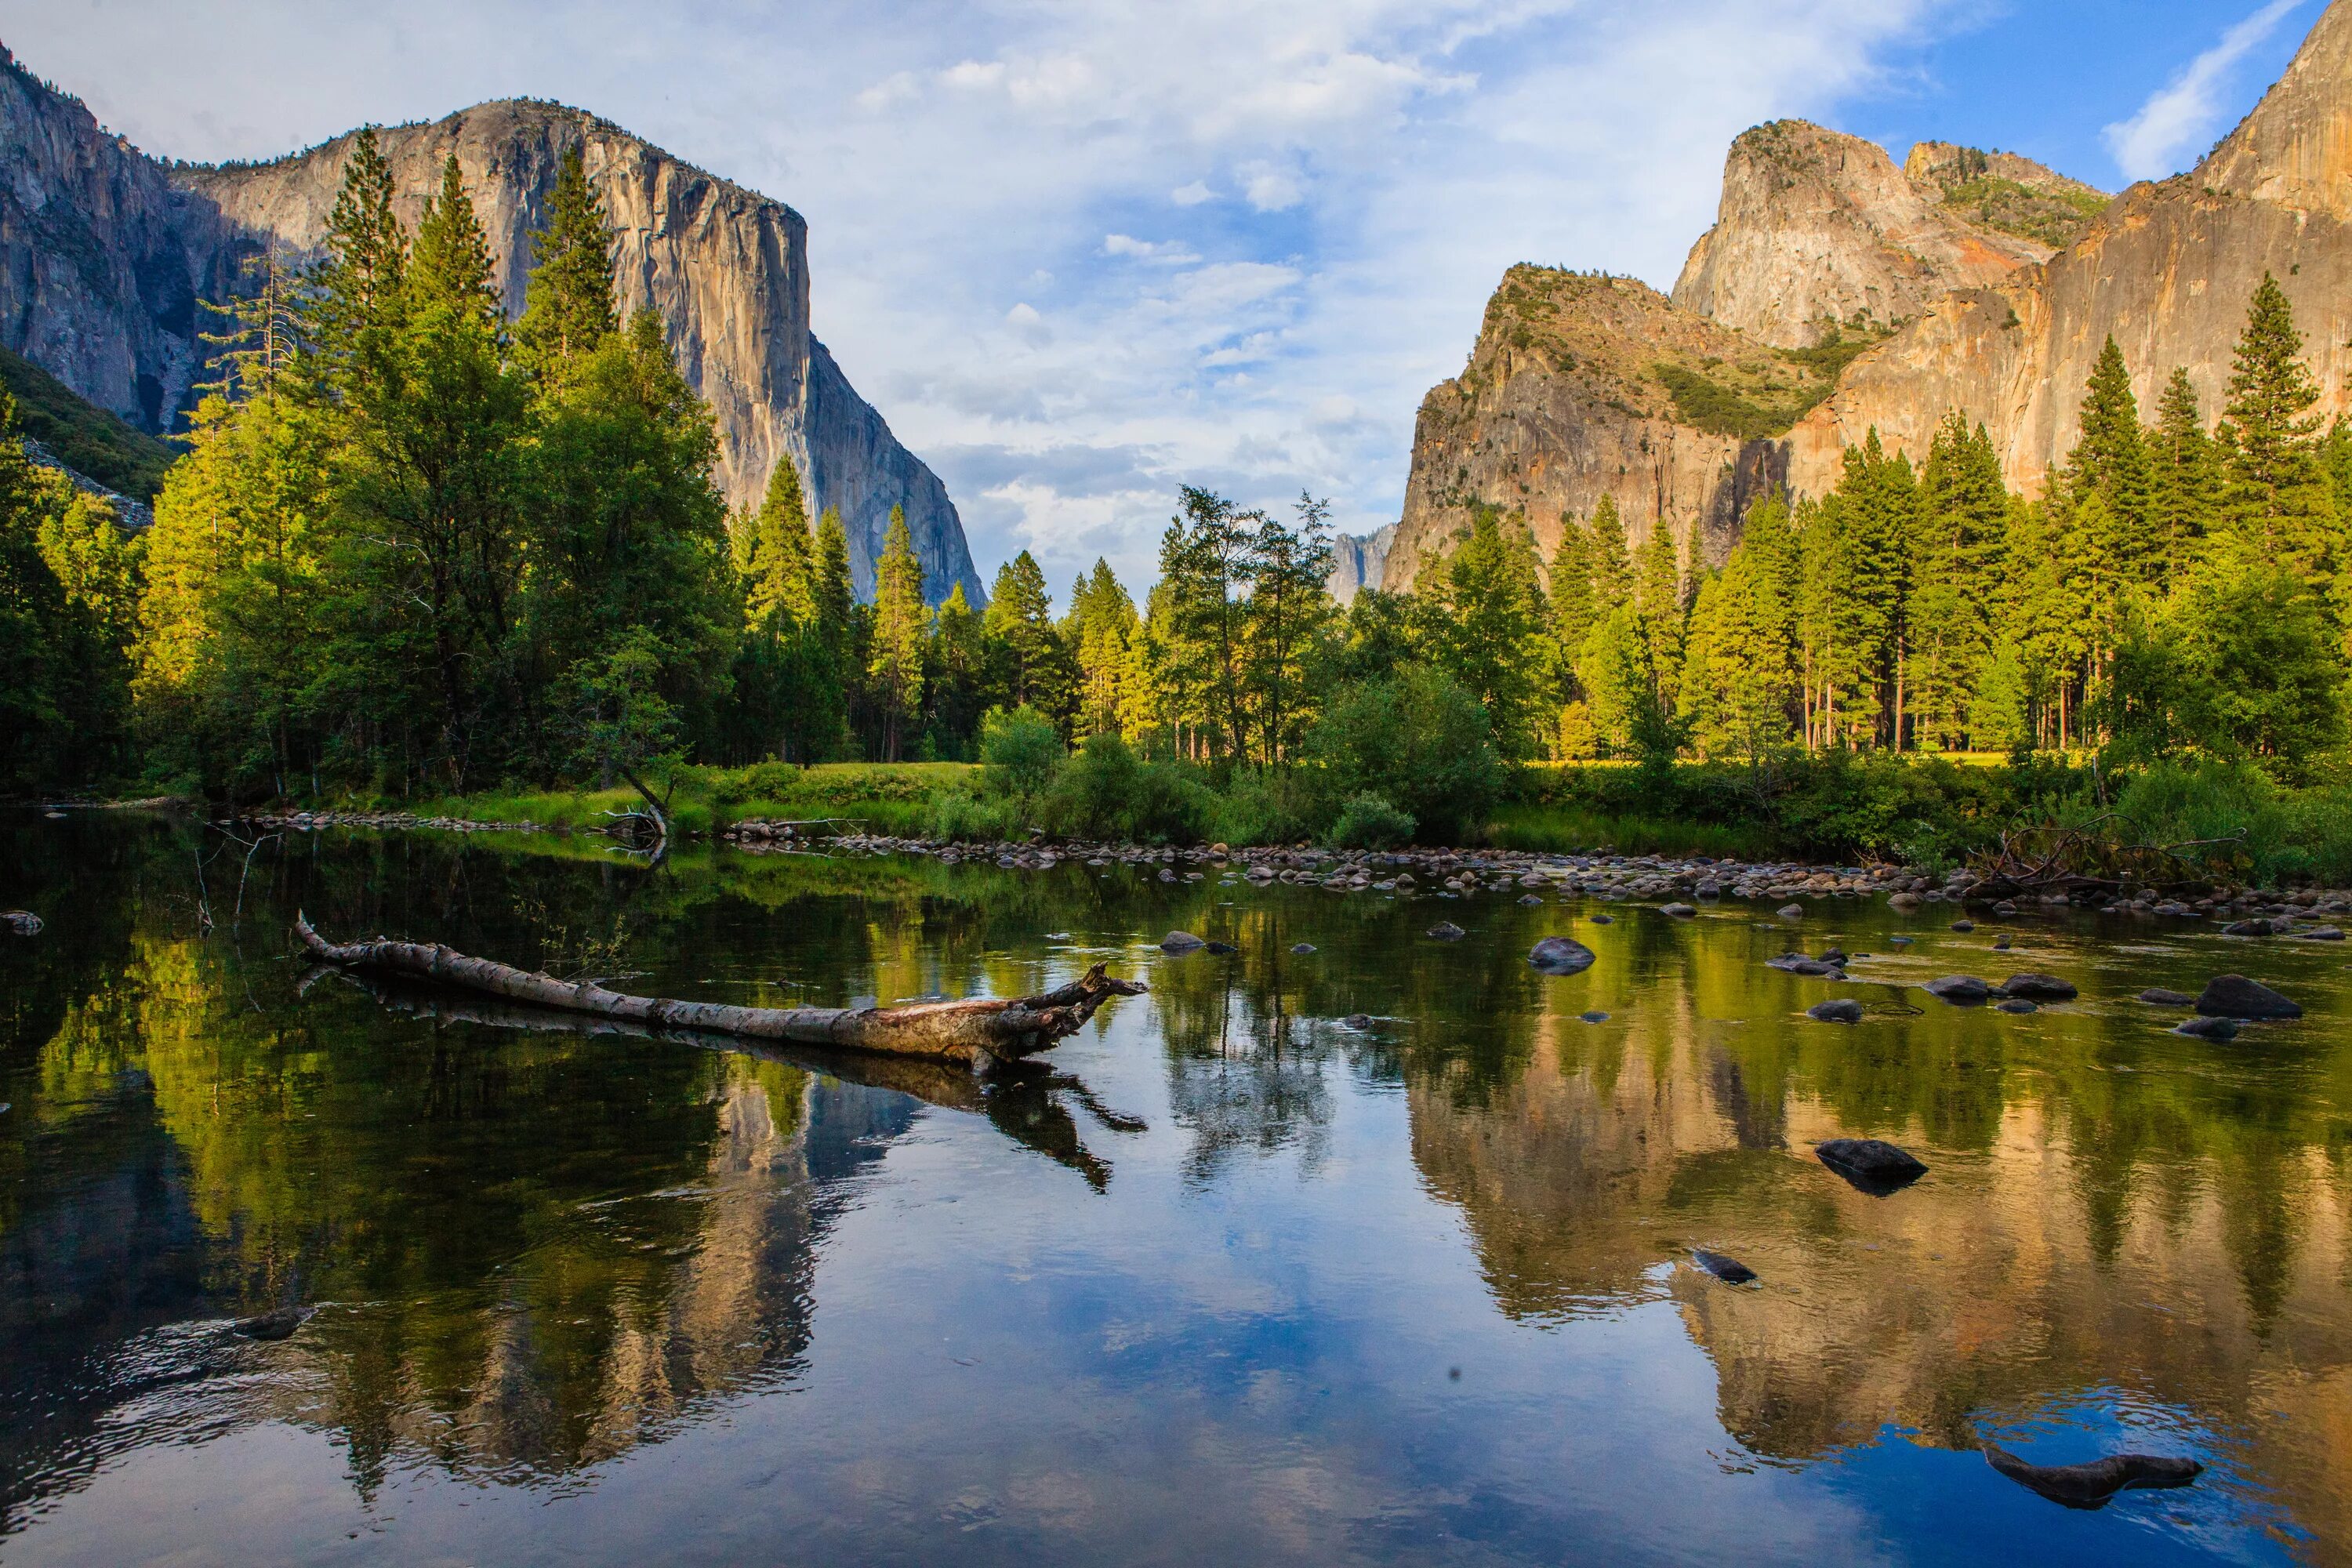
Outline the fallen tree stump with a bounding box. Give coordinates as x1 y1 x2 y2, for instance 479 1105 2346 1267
294 914 1145 1065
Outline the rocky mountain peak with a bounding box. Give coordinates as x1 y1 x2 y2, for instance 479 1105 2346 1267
1671 118 2049 350
2201 0 2352 216
1903 140 2111 250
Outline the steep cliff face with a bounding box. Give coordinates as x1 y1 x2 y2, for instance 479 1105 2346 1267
1325 522 1396 604
1671 120 2052 350
0 55 980 604
1902 140 2110 250
1381 268 1790 593
1789 0 2352 501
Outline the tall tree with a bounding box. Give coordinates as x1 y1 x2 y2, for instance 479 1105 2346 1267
867 506 929 760
1243 493 1337 765
1064 557 1138 738
983 550 1072 726
2217 273 2334 576
517 145 618 376
2150 367 2223 558
1153 488 1254 759
1417 506 1550 757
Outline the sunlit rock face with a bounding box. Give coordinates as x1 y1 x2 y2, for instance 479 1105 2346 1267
1790 0 2352 503
0 55 979 604
1671 120 2053 351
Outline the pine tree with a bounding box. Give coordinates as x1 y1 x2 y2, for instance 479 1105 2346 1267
2068 338 2155 532
1586 494 1633 605
1064 558 1138 737
983 550 1072 727
927 583 989 757
868 507 930 760
311 127 405 373
1416 506 1549 757
740 456 814 630
1242 493 1337 764
1152 488 1253 758
2217 273 2334 574
517 145 617 376
410 156 503 328
1546 513 1597 707
2150 367 2222 564
1634 521 1686 704
1912 414 2006 748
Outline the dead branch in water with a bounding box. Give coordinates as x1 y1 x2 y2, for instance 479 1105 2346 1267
292 914 1146 1065
1965 813 2249 900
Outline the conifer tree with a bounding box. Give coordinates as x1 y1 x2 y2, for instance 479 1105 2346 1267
927 583 989 757
1416 506 1549 757
312 127 405 373
2217 273 2334 573
1586 494 1633 605
2150 368 2222 557
1242 494 1337 764
983 550 1072 727
740 456 815 630
1065 558 1138 737
517 145 618 376
1153 488 1253 758
410 156 503 328
1546 513 1597 706
1634 522 1686 703
868 507 930 760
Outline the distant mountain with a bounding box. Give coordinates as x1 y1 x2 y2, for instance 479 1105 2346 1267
0 342 175 502
0 49 982 604
1325 522 1396 603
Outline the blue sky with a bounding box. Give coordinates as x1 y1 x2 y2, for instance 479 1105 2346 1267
0 1 2321 593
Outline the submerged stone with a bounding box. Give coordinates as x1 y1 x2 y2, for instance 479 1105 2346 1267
2195 975 2303 1020
1661 902 1697 918
1922 976 1991 1004
1996 999 2038 1014
1984 1447 2201 1510
1291 942 1317 954
1426 921 1467 941
2173 1014 2240 1041
232 1305 311 1341
2000 974 2078 1001
1528 935 1597 975
1815 1137 1929 1194
1691 1249 1757 1285
2138 988 2194 1007
1578 1011 1610 1023
1807 999 1865 1024
1160 931 1206 953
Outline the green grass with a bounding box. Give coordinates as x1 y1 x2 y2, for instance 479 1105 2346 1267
416 762 978 838
2 344 178 500
1484 802 1781 858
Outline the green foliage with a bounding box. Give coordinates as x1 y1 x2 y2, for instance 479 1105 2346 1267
0 343 176 499
1933 175 2107 249
1305 664 1502 844
1653 361 1812 441
1040 731 1215 843
2111 759 2352 887
978 703 1064 807
1327 791 1414 849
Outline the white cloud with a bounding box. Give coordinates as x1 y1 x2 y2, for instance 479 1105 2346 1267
2103 0 2304 182
1 0 1976 589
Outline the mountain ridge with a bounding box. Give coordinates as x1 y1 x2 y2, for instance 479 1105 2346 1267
0 49 981 604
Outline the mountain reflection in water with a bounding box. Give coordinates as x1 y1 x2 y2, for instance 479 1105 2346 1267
2 814 2347 1565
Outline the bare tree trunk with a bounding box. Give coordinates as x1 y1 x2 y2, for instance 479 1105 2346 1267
294 916 1147 1065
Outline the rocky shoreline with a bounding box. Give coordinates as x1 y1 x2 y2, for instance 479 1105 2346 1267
231 810 2352 927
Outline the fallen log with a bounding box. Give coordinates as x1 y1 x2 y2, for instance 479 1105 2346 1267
293 914 1146 1065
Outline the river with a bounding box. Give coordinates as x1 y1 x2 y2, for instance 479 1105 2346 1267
2 814 2347 1565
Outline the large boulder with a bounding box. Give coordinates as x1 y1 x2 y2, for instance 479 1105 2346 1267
2195 975 2303 1020
1528 935 1597 975
1922 975 1991 1004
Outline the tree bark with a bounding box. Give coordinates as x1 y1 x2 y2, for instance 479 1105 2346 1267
293 915 1145 1065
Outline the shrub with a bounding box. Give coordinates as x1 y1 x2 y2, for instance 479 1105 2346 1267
1328 792 1414 849
928 785 1017 842
980 705 1063 804
1042 731 1216 843
1305 663 1502 844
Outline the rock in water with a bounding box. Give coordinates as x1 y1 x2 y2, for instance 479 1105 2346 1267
1922 976 1991 1004
2 910 42 936
1996 999 2038 1014
1807 999 1864 1024
1203 940 1238 955
2223 918 2274 937
1661 902 1697 918
2174 1015 2240 1041
1691 1249 1757 1285
1816 1137 1929 1195
1426 922 1467 942
1519 894 1544 906
1160 931 1206 953
1579 1011 1610 1023
1950 919 1976 932
1290 942 1317 954
1342 1014 1373 1030
1999 974 2078 1000
1528 935 1597 975
1777 905 1806 920
1590 913 1613 925
2138 989 2194 1007
2195 975 2303 1020
1983 1447 2201 1510
231 1305 311 1341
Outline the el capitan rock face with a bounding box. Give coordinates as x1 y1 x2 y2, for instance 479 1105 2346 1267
0 53 980 604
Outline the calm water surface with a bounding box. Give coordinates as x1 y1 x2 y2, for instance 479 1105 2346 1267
3 815 2350 1566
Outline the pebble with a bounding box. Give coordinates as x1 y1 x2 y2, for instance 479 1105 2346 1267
1951 920 1976 932
1778 905 1806 919
1661 903 1697 918
231 1305 311 1341
1342 1013 1373 1029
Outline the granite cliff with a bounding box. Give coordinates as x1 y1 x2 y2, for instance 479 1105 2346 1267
0 49 980 603
1788 0 2352 501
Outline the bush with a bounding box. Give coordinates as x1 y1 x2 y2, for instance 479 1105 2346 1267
1041 731 1216 843
1328 792 1414 849
927 785 1018 841
980 705 1063 805
1305 663 1503 844
2111 759 2352 887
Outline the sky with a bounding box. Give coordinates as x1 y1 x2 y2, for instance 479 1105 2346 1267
0 1 2319 592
